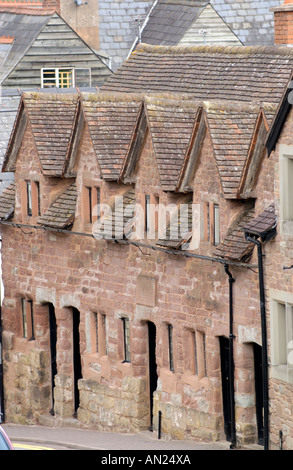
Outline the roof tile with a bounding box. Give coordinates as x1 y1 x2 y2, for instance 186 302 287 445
214 207 255 261
242 204 276 237
102 44 293 105
23 93 80 177
38 183 77 229
0 181 15 219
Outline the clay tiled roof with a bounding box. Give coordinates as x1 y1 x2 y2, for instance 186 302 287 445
81 93 142 181
145 97 199 191
156 198 193 249
0 181 15 219
243 204 276 237
205 102 270 197
102 44 293 105
23 93 80 177
214 207 255 261
38 183 77 229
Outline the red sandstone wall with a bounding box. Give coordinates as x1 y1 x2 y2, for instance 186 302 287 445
1 116 264 442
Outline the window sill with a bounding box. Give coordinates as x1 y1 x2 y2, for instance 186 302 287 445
280 220 293 237
271 365 293 384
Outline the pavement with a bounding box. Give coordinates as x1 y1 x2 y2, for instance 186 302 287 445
1 422 235 451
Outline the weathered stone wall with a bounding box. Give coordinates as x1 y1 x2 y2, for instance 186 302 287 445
261 107 293 450
1 114 264 443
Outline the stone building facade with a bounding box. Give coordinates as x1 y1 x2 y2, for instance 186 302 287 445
0 83 285 447
2 32 293 447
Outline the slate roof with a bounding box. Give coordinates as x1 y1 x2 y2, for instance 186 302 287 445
210 0 281 47
0 11 51 84
141 0 208 46
98 0 153 71
214 207 255 261
138 0 281 49
0 92 19 191
0 11 112 88
102 44 293 105
38 183 77 229
0 180 15 220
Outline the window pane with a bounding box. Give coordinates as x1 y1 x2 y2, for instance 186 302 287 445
214 204 220 245
168 324 174 371
27 181 32 216
194 331 198 375
203 333 208 376
28 300 35 340
36 181 41 216
278 302 287 365
21 298 27 338
145 195 151 234
42 69 57 88
96 187 101 220
88 187 92 224
101 314 107 355
123 318 131 362
74 68 91 87
59 69 73 88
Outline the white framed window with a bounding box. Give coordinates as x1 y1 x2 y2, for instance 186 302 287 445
270 290 293 384
279 144 293 236
41 68 91 88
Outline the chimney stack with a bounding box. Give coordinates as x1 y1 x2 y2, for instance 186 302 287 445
273 0 293 45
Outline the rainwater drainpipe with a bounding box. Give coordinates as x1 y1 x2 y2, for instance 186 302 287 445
245 235 269 451
224 264 237 449
0 306 4 423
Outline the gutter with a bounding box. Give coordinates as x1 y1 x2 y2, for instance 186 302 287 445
244 235 269 451
224 264 237 449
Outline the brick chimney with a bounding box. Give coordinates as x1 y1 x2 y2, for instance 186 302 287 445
273 0 293 45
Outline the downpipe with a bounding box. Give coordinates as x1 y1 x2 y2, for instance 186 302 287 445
245 235 269 451
0 306 4 423
224 264 237 449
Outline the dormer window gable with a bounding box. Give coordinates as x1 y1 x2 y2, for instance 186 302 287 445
3 93 82 180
